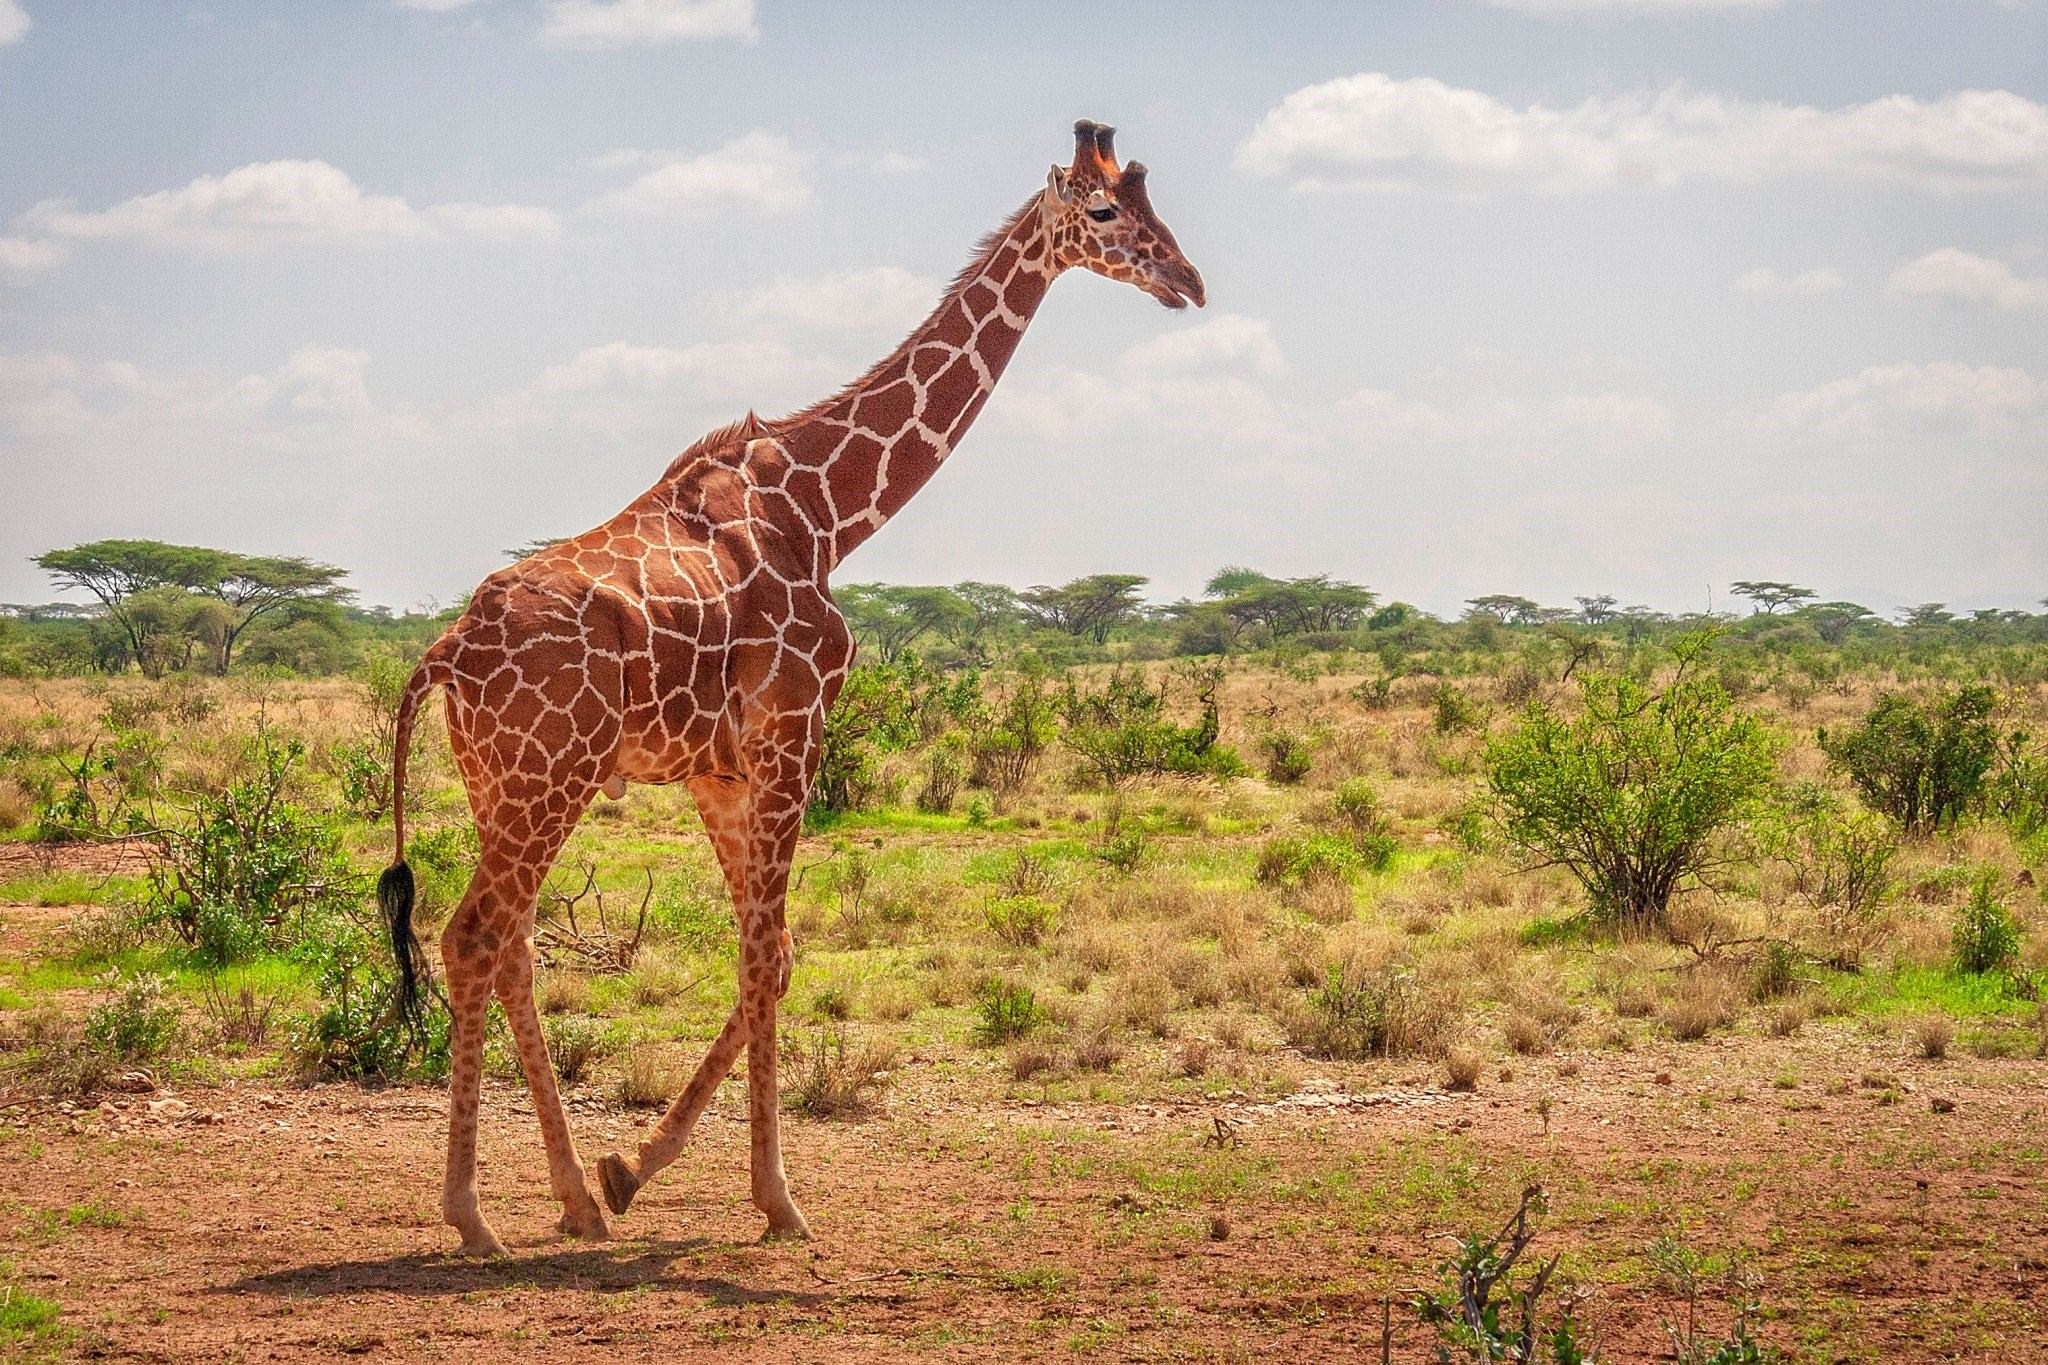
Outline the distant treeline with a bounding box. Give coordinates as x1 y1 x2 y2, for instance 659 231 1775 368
5 539 2046 679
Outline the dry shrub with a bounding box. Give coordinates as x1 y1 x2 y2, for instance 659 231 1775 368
1212 1012 1253 1052
1658 964 1743 1041
782 1026 897 1119
1070 1019 1125 1073
1009 1041 1060 1081
1501 980 1580 1054
1295 878 1357 926
1071 922 1133 976
920 945 980 1008
544 1016 613 1084
1764 996 1811 1038
1502 1012 1549 1056
538 970 592 1016
1159 941 1223 1008
1221 945 1284 1007
1107 968 1175 1037
617 1048 687 1108
1275 924 1328 989
1443 1045 1485 1091
0 776 32 831
628 951 701 1008
1283 947 1459 1061
865 977 921 1022
1911 1013 1954 1061
1173 1036 1215 1078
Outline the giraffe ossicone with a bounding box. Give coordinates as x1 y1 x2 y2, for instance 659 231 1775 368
375 118 1204 1254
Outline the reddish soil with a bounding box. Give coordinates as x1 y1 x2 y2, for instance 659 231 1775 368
5 1037 2046 1362
0 837 154 880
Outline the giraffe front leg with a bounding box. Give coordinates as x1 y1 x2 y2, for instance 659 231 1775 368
496 944 609 1242
743 914 807 1241
599 1006 747 1215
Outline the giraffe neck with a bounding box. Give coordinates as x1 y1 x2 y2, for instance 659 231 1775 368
769 195 1058 567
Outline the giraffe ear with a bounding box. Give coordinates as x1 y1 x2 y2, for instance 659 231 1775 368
1045 164 1073 206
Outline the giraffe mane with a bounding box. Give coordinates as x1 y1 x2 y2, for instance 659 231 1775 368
660 410 772 479
762 192 1042 437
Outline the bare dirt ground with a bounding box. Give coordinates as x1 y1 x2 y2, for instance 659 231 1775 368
5 1014 2046 1362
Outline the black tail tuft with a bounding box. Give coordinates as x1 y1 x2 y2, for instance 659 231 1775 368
378 860 429 1037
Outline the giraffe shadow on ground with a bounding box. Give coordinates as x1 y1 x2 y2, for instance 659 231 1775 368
218 1237 830 1307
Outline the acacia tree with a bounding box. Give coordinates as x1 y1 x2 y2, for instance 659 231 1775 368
1483 635 1778 937
1022 574 1149 644
34 540 231 673
1201 567 1377 640
1730 581 1815 615
202 555 352 674
34 539 349 676
1465 595 1544 626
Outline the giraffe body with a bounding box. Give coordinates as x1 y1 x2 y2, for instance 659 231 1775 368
379 120 1203 1254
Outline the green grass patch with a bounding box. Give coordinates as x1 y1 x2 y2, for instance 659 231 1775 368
1825 965 2037 1020
0 871 145 908
0 1279 63 1356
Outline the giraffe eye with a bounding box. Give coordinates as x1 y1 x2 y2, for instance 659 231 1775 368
1086 206 1117 223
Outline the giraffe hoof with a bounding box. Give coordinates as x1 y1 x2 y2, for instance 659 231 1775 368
455 1230 508 1259
558 1204 611 1242
759 1209 811 1243
597 1152 641 1216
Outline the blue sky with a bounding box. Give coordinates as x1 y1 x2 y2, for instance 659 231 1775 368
2 0 2044 617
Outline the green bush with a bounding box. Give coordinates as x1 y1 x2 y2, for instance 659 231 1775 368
1058 666 1244 784
1819 685 1997 834
1431 682 1483 736
1952 871 2021 976
1259 727 1315 785
292 923 451 1081
985 895 1060 947
916 732 969 814
1773 793 1898 970
973 978 1045 1044
1330 777 1388 836
142 731 360 964
1483 636 1777 937
82 971 178 1061
1255 833 1362 889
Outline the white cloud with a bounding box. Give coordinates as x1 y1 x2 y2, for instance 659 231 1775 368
270 346 373 414
0 236 68 278
0 0 28 47
424 201 562 241
1332 388 1487 444
1737 265 1846 295
1238 73 2048 192
1765 361 2041 436
393 0 481 11
994 320 1293 447
741 266 939 332
537 0 756 48
837 148 928 177
534 340 799 395
1551 391 1674 445
1491 0 1781 11
1124 314 1284 376
17 159 558 251
583 131 808 218
2 345 387 443
1886 247 2048 309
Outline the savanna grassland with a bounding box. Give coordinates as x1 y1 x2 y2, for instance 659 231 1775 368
2 614 2046 1362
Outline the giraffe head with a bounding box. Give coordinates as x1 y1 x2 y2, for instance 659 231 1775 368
1042 119 1206 310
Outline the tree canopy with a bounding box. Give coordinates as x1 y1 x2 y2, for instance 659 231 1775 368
33 539 350 677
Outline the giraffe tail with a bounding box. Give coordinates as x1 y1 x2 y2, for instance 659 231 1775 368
379 646 449 1038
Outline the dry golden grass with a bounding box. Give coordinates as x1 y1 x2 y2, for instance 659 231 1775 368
1658 963 1745 1041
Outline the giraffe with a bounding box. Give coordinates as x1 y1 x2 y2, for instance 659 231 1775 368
376 119 1205 1255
